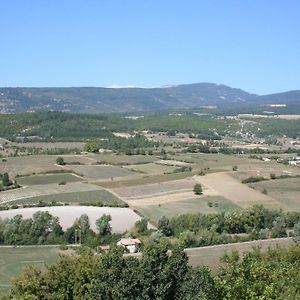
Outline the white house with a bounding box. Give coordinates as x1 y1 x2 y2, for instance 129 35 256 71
117 238 141 253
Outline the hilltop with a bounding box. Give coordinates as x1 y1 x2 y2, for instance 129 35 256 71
0 83 300 114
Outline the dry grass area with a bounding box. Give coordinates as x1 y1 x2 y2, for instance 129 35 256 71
136 196 239 223
0 206 143 233
66 165 136 180
185 238 294 269
112 177 197 199
195 173 290 210
127 191 197 207
1 155 62 177
250 177 300 211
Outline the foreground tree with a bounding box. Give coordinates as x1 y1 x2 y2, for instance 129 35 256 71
193 183 203 195
56 156 65 165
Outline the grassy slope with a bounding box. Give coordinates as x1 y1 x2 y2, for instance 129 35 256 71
0 246 62 295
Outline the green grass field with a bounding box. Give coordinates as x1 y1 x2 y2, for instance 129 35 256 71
135 196 239 223
250 177 300 211
0 246 62 295
185 238 294 269
9 190 124 206
16 173 82 185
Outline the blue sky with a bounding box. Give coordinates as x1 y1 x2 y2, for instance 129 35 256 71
1 0 299 94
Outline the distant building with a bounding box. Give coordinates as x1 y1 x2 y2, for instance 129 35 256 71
117 238 141 253
98 245 111 252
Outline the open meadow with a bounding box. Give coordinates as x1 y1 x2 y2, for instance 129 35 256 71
0 246 63 295
250 177 300 211
136 196 239 223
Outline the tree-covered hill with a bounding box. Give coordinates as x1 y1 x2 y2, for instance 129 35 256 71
0 83 256 113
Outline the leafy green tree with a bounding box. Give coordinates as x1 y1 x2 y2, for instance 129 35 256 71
134 218 148 234
293 221 300 242
96 214 112 236
2 172 11 187
158 216 174 236
78 214 90 235
56 156 65 165
193 183 203 195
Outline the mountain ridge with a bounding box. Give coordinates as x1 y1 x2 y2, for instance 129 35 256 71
0 83 299 114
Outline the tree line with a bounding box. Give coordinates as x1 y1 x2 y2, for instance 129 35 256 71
0 211 116 246
155 205 300 248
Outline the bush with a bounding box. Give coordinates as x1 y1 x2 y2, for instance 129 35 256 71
242 176 267 184
56 157 65 165
193 183 203 195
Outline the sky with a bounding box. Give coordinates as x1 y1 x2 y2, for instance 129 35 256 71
0 0 300 94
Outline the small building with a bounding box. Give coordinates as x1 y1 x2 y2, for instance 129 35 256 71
98 245 111 252
117 238 141 253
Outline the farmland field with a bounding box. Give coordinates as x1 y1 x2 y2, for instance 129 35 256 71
97 171 200 188
0 206 144 233
14 142 86 149
66 165 136 180
0 246 62 295
16 173 82 185
5 190 123 206
135 196 239 223
250 177 300 211
0 182 102 203
0 155 63 177
112 177 197 199
185 238 295 269
195 172 290 211
91 153 158 165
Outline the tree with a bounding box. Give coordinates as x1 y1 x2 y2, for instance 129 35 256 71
56 157 65 165
134 218 148 234
96 214 112 236
78 214 90 235
2 172 11 187
193 183 203 195
158 216 173 236
293 221 300 242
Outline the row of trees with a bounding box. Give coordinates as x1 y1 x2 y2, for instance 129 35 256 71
0 212 114 246
155 205 300 248
8 243 300 299
84 135 158 154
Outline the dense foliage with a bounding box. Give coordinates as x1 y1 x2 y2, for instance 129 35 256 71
157 205 300 248
8 244 300 299
84 135 158 154
0 212 118 247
